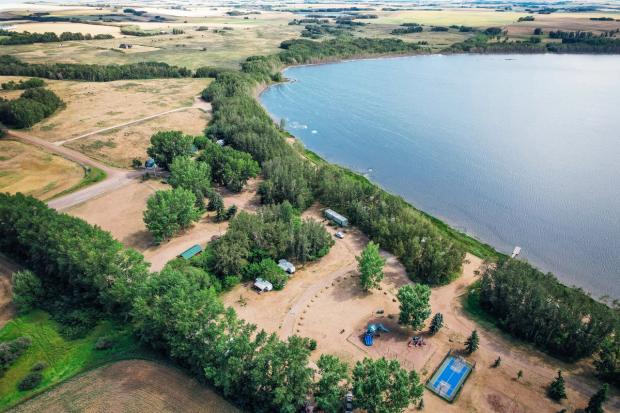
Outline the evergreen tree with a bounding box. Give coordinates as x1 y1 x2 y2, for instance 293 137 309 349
429 313 444 335
357 241 385 291
492 356 501 368
547 370 567 401
585 384 608 413
465 330 479 354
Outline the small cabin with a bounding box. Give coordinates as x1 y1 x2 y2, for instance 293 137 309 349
254 278 273 292
278 259 295 274
325 209 348 227
179 244 202 260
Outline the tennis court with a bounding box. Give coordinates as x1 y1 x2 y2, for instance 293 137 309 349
427 355 473 402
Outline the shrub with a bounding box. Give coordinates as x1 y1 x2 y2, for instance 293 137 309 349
0 337 32 376
12 270 44 313
31 361 47 372
95 337 115 350
18 371 43 391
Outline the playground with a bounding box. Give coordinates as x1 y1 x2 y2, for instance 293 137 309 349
427 354 474 402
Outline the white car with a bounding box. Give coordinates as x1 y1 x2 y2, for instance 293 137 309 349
335 231 345 239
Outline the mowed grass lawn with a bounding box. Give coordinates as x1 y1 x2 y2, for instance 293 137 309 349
0 311 149 411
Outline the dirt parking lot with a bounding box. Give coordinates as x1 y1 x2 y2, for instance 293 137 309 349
67 178 261 271
12 360 239 413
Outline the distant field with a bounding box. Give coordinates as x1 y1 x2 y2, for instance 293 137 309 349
2 13 301 69
65 108 210 168
0 139 84 200
8 21 121 36
373 9 539 26
11 360 240 413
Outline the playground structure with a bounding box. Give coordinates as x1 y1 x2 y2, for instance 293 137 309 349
362 323 390 346
409 335 427 348
427 351 474 402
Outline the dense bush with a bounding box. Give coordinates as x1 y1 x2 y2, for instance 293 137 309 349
242 258 288 289
0 337 32 376
147 130 195 170
479 259 617 360
211 202 333 278
0 29 112 45
168 156 212 207
143 188 201 243
0 87 63 128
0 55 192 81
0 193 150 314
11 270 44 313
18 371 43 391
1 78 45 90
198 139 260 192
259 156 316 210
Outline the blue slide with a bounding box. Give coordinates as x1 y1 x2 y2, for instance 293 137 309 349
363 332 374 346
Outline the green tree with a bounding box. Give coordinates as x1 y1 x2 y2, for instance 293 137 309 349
397 284 431 331
352 357 423 413
465 330 479 354
314 354 349 413
168 156 211 207
143 188 201 243
11 270 44 313
357 241 385 291
594 333 620 385
585 384 608 413
146 130 194 170
547 370 567 401
492 356 501 368
429 313 444 335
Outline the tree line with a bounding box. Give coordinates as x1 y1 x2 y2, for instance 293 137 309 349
0 193 424 412
1 77 45 90
0 29 113 45
479 258 618 360
0 87 63 128
198 38 464 285
0 55 192 81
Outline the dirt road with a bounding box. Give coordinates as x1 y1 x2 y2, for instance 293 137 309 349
8 130 142 211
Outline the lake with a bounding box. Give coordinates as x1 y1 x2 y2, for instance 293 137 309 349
260 54 620 299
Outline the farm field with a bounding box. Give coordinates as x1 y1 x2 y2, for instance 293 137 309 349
11 360 240 413
0 139 84 200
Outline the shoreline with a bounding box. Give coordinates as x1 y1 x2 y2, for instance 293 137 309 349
255 54 617 301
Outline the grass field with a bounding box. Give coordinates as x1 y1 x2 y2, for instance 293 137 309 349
0 311 148 411
0 139 85 200
11 360 240 413
65 108 209 168
21 77 211 142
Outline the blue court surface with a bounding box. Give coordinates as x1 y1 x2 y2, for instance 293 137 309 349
427 355 473 402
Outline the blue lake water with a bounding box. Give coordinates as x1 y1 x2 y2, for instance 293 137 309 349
260 54 620 299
